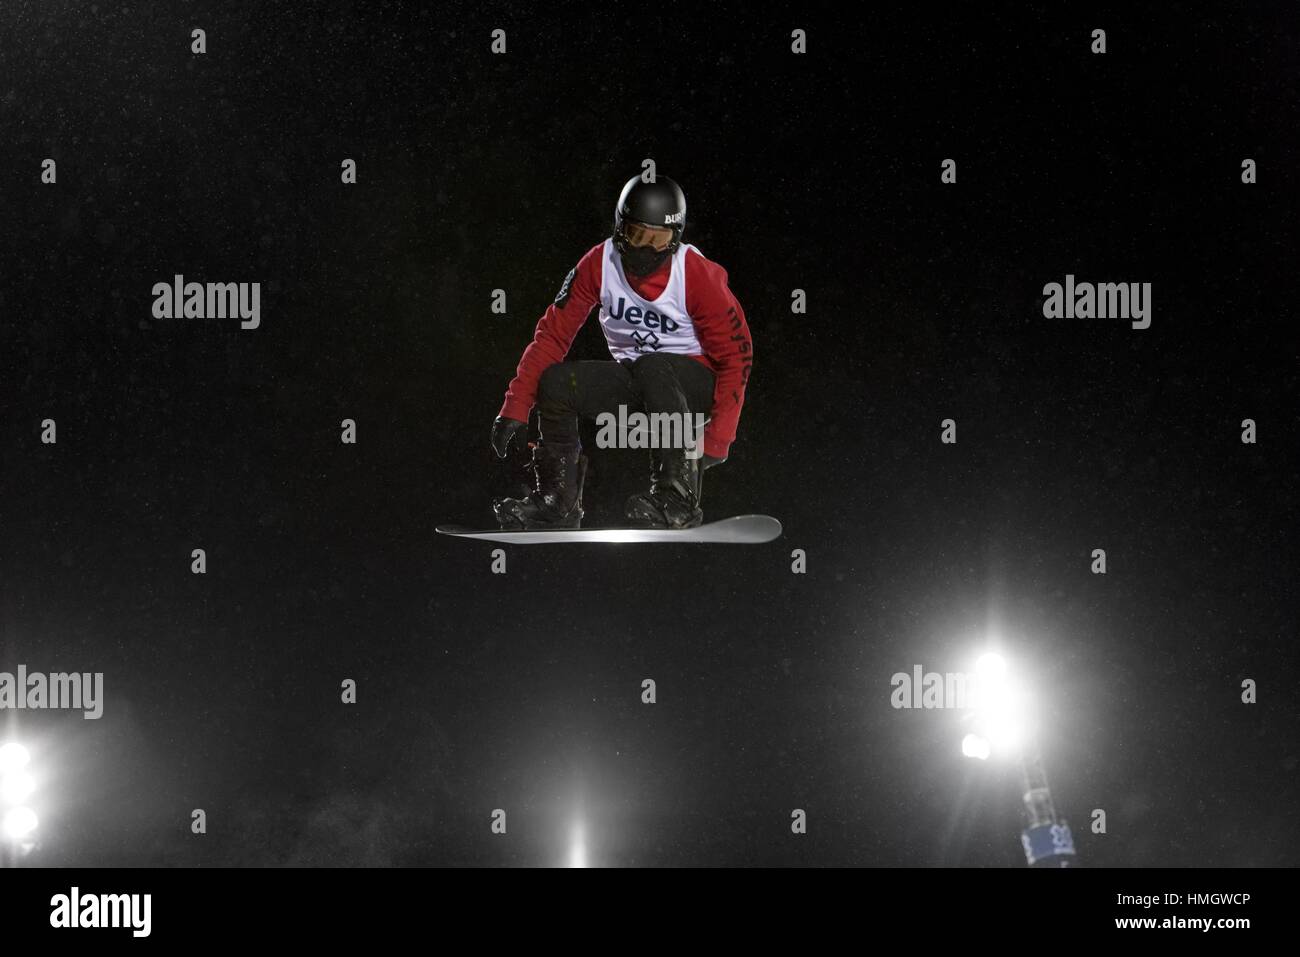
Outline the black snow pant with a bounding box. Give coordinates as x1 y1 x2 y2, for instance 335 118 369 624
535 353 715 451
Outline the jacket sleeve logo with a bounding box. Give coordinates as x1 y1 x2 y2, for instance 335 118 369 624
554 267 577 308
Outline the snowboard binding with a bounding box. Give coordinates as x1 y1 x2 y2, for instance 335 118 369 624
625 450 704 530
494 443 588 530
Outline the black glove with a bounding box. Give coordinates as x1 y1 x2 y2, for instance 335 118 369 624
491 416 528 459
702 454 725 470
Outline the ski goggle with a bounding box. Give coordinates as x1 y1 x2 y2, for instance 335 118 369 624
620 220 675 251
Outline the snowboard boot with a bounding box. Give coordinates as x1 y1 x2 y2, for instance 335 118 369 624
625 448 704 529
494 443 587 529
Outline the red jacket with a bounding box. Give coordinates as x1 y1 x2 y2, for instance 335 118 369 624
499 242 753 460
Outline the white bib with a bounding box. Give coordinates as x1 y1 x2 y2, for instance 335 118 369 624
597 238 702 361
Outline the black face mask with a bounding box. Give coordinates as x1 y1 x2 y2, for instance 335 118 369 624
620 244 671 276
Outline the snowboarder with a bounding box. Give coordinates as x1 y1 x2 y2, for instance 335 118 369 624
491 174 753 530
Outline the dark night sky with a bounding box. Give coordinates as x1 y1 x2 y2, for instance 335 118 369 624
1 2 1296 866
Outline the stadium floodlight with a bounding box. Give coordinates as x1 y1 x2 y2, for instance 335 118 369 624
0 742 40 864
0 743 30 775
967 652 1031 758
2 806 38 840
0 770 35 806
974 652 1007 679
961 733 991 760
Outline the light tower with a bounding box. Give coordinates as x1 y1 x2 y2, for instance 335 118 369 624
961 652 1079 867
1018 743 1076 867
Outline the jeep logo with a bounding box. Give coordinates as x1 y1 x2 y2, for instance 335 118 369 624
608 296 680 332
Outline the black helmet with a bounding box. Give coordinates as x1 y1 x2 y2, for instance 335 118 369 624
612 175 686 275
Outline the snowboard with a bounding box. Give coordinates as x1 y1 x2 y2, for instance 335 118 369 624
436 514 782 545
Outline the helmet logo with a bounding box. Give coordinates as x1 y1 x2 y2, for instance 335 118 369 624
663 212 684 225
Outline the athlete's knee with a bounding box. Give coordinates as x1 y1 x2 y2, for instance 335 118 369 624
630 352 677 380
537 363 576 406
